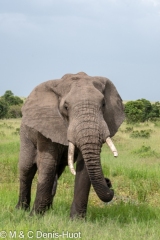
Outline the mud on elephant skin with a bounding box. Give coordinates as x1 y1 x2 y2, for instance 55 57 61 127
16 72 125 218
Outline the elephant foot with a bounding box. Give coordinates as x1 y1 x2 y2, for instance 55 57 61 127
70 212 86 220
70 202 87 220
29 208 45 216
30 202 53 216
29 209 46 218
15 201 30 211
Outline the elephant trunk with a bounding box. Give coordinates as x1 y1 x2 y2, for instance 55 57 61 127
67 102 115 202
68 140 114 202
79 136 114 202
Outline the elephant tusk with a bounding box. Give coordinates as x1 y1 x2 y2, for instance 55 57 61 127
68 142 76 175
106 137 118 157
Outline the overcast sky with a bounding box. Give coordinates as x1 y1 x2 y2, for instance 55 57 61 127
0 0 160 101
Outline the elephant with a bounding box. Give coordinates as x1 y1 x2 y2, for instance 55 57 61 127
16 72 125 218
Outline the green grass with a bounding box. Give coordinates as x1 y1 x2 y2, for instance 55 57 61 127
0 119 160 240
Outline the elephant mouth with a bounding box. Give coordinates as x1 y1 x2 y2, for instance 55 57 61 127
68 137 118 176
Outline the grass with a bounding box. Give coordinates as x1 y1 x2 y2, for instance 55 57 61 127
0 119 160 239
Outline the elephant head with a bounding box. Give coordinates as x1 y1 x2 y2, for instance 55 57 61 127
22 72 125 203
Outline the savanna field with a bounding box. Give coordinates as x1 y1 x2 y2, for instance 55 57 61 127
0 119 160 240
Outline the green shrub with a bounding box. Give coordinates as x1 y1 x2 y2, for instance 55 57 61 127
149 102 160 119
125 100 143 123
130 130 151 139
7 105 22 118
132 145 160 158
125 126 133 133
0 90 23 118
2 90 23 106
125 99 160 123
0 98 9 119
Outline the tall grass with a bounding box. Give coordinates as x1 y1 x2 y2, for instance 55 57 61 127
0 119 160 240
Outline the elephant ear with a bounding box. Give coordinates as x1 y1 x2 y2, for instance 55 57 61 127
22 80 68 145
103 78 125 137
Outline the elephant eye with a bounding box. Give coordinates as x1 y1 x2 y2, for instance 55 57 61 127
102 99 105 108
64 102 69 111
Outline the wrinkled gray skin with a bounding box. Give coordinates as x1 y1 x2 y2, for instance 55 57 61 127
16 72 125 218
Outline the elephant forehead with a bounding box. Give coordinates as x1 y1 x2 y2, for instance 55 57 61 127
71 77 105 94
58 73 107 97
72 78 91 87
68 80 104 101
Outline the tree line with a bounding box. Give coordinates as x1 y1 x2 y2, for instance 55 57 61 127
125 99 160 123
0 91 160 122
0 91 23 119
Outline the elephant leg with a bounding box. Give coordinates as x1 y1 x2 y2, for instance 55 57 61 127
30 135 62 215
50 147 68 202
50 174 58 208
51 174 58 198
16 132 37 210
70 153 91 219
31 158 56 214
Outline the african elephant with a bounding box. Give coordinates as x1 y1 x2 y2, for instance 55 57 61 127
16 72 125 218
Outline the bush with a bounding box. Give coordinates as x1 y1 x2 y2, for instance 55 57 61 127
125 126 133 133
132 145 160 158
125 100 146 123
7 105 22 118
130 130 151 139
125 99 159 123
2 90 23 106
0 90 23 119
0 98 9 119
149 102 160 119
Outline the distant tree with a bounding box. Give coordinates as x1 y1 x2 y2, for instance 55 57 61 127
125 99 153 123
0 90 23 119
149 102 160 120
7 105 22 118
125 100 144 123
125 99 160 123
0 98 9 119
12 96 23 105
137 98 152 122
2 90 23 106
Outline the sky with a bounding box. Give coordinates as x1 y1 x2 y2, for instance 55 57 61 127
0 0 160 101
